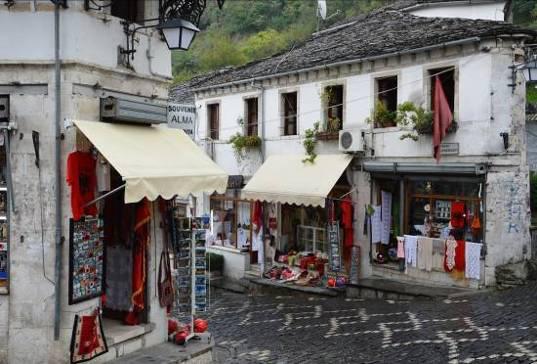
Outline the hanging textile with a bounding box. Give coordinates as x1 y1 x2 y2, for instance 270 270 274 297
432 75 453 162
380 191 392 245
70 311 108 363
341 196 354 248
104 245 133 311
66 151 98 221
396 236 405 259
404 235 418 268
444 236 457 272
465 242 482 280
417 237 433 272
125 199 151 326
455 240 466 272
371 205 382 244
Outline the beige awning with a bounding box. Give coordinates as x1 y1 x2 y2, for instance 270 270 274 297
74 120 228 203
242 154 353 207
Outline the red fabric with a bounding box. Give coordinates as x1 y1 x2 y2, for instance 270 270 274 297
78 315 99 355
341 197 354 247
451 201 466 229
455 240 465 271
432 76 453 162
252 201 262 234
66 151 97 220
125 199 151 326
300 256 316 270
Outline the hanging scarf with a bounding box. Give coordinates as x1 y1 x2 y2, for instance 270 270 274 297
125 199 151 325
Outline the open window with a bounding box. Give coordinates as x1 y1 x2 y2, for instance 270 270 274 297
429 67 455 113
281 92 297 136
207 103 220 140
245 98 258 137
111 0 145 23
376 76 398 113
323 85 344 132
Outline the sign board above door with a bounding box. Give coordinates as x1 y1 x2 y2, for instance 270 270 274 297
167 103 196 139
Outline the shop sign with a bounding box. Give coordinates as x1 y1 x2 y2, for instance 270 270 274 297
328 221 342 272
167 103 196 139
440 143 459 155
227 175 244 189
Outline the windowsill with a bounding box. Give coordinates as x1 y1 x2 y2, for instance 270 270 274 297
372 126 402 133
207 244 249 255
278 135 300 140
103 319 155 346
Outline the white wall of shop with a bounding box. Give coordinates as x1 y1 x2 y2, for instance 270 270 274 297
407 1 506 21
0 3 171 79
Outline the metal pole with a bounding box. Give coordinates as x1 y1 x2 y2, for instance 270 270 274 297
53 1 63 341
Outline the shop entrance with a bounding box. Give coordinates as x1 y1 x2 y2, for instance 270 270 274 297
102 168 149 326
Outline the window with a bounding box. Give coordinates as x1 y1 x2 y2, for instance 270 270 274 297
281 92 297 136
210 193 252 250
297 225 327 254
207 103 219 140
429 67 455 113
111 0 144 22
245 98 258 136
376 76 398 113
324 85 344 132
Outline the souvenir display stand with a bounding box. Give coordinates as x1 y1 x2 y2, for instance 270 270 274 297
173 216 209 344
0 185 8 294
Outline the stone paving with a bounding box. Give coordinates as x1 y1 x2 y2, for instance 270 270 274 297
199 283 537 363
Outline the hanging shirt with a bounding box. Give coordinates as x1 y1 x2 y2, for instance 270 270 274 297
341 197 354 247
66 151 97 221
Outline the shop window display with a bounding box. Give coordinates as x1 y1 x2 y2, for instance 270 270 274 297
210 193 252 250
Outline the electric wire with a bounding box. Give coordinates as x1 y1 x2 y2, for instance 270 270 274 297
198 53 504 136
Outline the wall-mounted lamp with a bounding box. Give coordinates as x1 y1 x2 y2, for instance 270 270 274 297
520 58 537 82
119 17 199 67
500 132 509 150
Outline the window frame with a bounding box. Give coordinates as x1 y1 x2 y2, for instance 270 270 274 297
322 83 345 133
244 97 259 137
210 194 254 250
207 102 220 141
425 64 458 117
280 90 299 136
375 75 398 114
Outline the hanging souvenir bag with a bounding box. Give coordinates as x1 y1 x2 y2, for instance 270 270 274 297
158 242 175 308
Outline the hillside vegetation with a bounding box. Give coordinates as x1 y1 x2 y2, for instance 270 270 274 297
171 0 537 84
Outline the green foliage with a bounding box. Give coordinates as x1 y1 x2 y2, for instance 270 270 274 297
396 101 458 141
302 122 320 163
528 83 537 104
366 100 397 127
206 252 224 272
229 133 262 154
512 0 537 29
172 0 393 84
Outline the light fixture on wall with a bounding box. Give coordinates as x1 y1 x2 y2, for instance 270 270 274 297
119 17 199 67
521 58 537 82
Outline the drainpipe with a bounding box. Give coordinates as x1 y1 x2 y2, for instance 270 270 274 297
252 82 266 162
53 1 63 341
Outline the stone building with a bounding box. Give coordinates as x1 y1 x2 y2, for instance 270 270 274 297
174 1 536 291
0 1 226 363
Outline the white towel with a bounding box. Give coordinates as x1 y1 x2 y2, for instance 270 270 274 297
404 235 418 268
465 242 482 280
417 237 433 272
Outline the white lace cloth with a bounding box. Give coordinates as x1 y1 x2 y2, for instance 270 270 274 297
404 235 418 268
465 242 482 280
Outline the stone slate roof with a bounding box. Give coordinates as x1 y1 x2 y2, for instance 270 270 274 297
169 69 233 104
176 9 535 93
382 0 507 11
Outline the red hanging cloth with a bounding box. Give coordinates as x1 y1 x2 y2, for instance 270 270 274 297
433 75 453 162
124 199 151 326
66 151 97 220
340 196 354 248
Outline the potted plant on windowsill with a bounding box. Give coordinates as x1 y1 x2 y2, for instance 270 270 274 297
315 117 341 141
396 101 458 141
366 100 397 128
229 133 262 160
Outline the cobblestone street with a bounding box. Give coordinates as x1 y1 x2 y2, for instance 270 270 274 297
204 283 537 363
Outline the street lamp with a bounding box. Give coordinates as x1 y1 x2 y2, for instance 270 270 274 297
158 18 200 51
521 59 537 82
120 17 200 66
